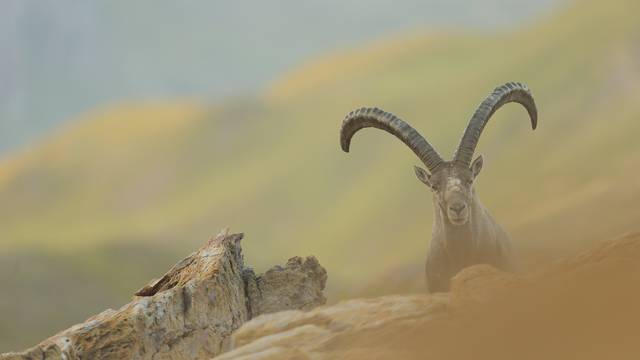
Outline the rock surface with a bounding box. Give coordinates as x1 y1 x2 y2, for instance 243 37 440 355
218 233 640 360
216 294 449 360
0 230 326 360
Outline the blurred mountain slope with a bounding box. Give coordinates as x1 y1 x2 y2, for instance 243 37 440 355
0 0 558 154
1 0 640 351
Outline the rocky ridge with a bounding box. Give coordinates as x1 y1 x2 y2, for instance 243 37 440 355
5 231 640 360
219 233 640 359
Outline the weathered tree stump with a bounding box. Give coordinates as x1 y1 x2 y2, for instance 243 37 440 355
0 230 327 360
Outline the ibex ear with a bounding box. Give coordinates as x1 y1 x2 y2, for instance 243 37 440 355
414 166 432 187
471 155 483 178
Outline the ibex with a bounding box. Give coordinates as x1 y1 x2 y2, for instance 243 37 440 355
340 82 537 292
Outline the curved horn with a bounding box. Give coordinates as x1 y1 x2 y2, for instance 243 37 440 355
453 82 537 167
340 107 445 172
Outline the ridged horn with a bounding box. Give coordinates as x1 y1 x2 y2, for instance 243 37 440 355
340 107 445 172
453 82 537 167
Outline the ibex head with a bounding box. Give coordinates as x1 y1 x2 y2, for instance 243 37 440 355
412 157 483 225
340 82 537 226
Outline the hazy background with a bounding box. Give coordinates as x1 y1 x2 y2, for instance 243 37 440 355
5 0 640 352
0 0 558 154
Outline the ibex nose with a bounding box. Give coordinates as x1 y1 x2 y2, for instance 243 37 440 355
449 203 467 215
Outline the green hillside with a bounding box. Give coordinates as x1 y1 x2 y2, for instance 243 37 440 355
2 0 640 351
